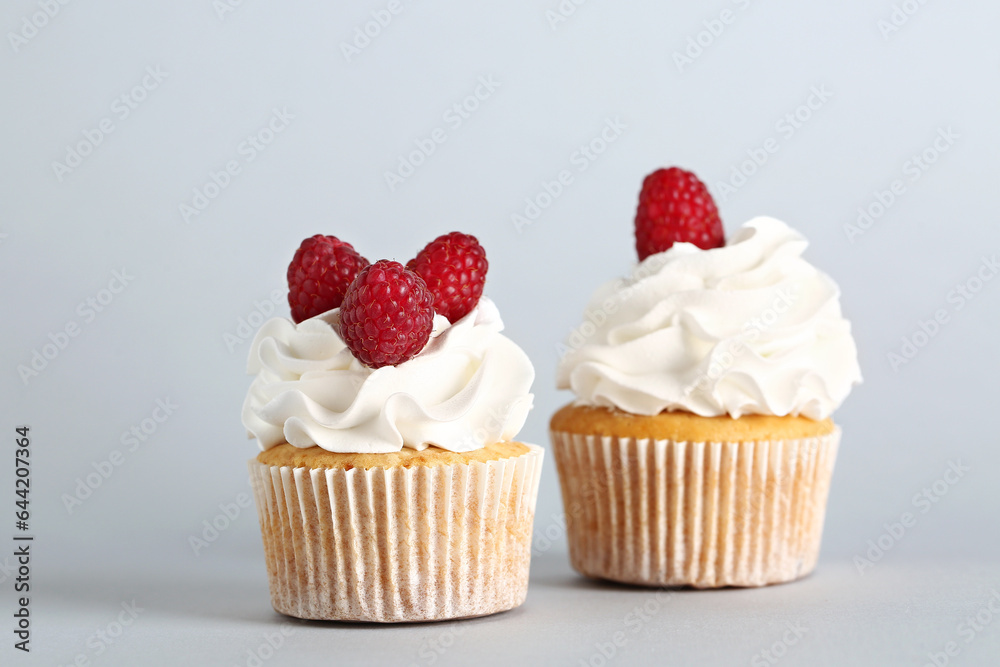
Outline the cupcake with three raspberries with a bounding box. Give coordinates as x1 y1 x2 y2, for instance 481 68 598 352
551 168 861 588
243 232 543 622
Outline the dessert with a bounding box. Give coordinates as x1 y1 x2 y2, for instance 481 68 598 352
244 232 543 621
551 167 861 587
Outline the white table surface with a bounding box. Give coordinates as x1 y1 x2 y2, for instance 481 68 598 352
27 552 1000 667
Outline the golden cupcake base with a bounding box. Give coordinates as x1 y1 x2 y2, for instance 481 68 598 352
249 443 544 622
550 405 839 588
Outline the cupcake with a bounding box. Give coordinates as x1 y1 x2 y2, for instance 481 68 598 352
243 233 543 622
551 167 861 588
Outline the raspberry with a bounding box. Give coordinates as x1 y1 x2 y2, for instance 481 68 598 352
339 260 435 368
634 167 724 261
287 235 369 323
406 232 488 323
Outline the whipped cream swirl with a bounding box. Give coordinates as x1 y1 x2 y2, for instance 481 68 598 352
557 217 861 419
243 298 534 453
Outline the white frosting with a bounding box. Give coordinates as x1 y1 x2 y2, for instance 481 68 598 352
242 298 534 453
557 217 861 419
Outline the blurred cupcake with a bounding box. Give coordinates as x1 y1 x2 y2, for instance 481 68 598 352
551 168 861 588
244 233 542 621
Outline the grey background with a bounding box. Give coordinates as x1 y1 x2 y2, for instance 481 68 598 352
2 1 998 665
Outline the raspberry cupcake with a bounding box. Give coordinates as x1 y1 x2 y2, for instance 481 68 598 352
244 233 543 622
552 168 861 588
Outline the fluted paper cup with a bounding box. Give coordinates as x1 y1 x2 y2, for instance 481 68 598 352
248 444 544 622
550 431 839 588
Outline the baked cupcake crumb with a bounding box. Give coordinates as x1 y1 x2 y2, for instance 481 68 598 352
551 404 835 442
257 440 530 470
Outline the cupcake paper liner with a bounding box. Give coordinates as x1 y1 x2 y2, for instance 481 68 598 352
550 430 839 588
248 444 544 622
